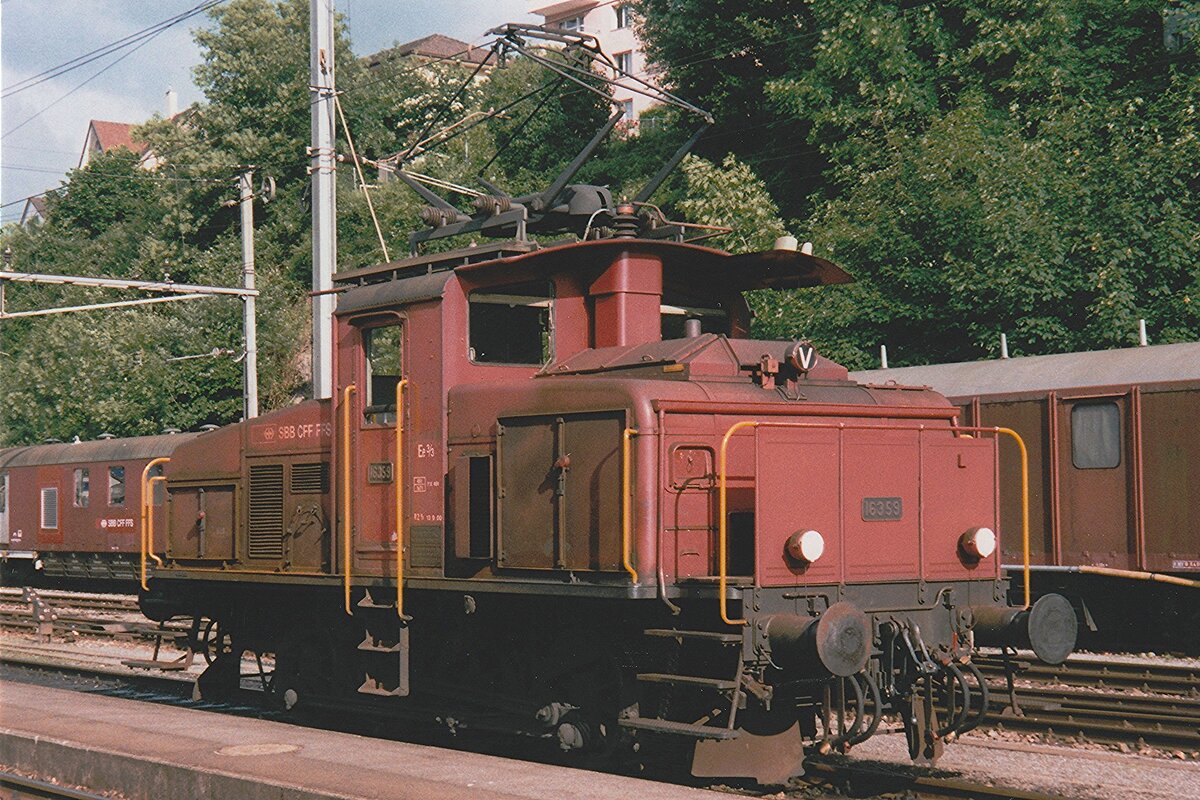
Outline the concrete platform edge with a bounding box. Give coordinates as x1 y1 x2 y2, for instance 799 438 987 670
1 728 355 800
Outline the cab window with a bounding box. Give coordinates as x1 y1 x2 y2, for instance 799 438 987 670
364 325 402 424
469 281 552 365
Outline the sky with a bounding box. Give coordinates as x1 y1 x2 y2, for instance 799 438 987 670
0 0 536 223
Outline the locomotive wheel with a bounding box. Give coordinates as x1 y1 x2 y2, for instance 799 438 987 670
200 619 234 666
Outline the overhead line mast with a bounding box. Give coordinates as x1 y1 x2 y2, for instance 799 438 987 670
310 0 337 400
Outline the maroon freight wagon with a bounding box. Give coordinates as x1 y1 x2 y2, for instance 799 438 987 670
852 341 1200 648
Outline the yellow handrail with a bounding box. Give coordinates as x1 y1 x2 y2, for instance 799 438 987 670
717 420 758 626
621 427 638 584
342 384 356 615
139 457 171 591
146 476 168 568
991 427 1031 609
715 420 1032 624
395 379 409 618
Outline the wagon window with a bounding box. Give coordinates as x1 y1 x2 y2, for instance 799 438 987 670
108 466 126 506
74 468 90 507
0 473 6 513
1071 402 1121 469
41 487 58 529
364 324 403 424
469 281 552 365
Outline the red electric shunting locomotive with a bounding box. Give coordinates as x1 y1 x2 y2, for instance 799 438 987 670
137 223 1077 780
4 26 1080 780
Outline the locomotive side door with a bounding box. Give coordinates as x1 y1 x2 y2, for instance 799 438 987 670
1057 395 1132 568
346 319 408 580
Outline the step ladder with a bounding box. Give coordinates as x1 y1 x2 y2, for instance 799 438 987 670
354 588 410 697
618 628 745 740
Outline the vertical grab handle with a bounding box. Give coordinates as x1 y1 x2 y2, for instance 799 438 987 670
717 421 756 626
342 384 357 615
622 427 638 584
993 427 1031 609
139 457 171 591
147 476 168 567
395 379 409 619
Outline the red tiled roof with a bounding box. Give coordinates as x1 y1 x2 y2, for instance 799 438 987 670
367 34 493 68
89 120 146 154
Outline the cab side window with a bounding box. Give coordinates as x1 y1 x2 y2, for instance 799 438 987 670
469 281 552 365
364 324 403 424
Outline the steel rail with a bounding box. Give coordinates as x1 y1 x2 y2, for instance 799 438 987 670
0 769 115 800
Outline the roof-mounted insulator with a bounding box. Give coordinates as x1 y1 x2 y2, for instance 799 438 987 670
472 195 512 216
97 433 116 440
419 206 466 228
611 202 638 238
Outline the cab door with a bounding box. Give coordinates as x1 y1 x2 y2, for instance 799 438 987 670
343 319 406 580
1058 396 1132 568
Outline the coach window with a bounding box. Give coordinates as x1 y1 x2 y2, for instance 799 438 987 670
468 281 553 365
1071 402 1121 469
108 465 126 506
364 324 403 424
73 468 90 507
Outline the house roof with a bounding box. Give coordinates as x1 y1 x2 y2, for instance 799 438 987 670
89 120 146 154
366 34 493 69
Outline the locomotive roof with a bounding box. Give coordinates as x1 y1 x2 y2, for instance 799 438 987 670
333 238 853 292
849 341 1200 399
0 432 200 469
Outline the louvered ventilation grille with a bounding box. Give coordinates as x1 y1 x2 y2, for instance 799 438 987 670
248 464 284 559
290 462 328 494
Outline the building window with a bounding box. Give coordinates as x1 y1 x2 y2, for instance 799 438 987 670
614 51 633 74
364 325 403 424
556 15 584 32
74 468 89 507
620 99 635 120
468 281 553 365
615 4 632 29
108 466 126 506
41 487 58 530
1071 402 1121 469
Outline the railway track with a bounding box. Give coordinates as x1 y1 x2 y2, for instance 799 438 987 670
975 654 1200 752
0 770 119 800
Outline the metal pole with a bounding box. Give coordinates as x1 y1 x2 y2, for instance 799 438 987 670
310 0 336 399
239 171 259 419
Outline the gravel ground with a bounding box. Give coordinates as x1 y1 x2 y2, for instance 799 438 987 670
849 729 1200 800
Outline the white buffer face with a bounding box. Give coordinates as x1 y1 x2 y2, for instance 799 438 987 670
959 526 996 559
786 529 825 564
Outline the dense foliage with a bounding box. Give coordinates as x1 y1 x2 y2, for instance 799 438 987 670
641 0 1200 366
3 0 1197 443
